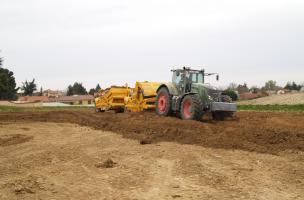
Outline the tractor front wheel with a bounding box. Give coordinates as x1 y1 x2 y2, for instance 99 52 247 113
156 87 172 116
180 95 203 121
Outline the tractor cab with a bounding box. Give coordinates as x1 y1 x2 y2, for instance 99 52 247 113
172 67 218 94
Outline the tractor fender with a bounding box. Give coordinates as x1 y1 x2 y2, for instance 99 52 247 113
156 83 179 96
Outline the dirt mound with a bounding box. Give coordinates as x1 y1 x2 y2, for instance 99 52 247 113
95 159 117 168
238 92 304 105
0 110 303 154
0 134 33 146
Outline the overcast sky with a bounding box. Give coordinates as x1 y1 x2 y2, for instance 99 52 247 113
0 0 303 91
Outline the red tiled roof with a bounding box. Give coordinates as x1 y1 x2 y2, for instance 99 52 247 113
18 96 49 102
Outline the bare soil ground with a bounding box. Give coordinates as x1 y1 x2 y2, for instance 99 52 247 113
0 111 303 199
1 111 303 154
238 92 304 105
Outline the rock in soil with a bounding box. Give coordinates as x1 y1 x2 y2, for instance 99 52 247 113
95 159 116 168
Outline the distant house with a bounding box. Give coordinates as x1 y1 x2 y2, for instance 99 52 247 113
43 89 64 97
18 96 49 102
49 95 94 105
266 90 277 96
300 87 304 92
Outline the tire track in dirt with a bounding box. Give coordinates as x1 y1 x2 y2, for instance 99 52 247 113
136 159 175 199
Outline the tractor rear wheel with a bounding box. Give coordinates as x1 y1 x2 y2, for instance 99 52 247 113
180 95 203 121
156 87 172 116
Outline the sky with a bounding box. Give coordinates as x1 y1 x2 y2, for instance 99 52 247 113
0 0 303 91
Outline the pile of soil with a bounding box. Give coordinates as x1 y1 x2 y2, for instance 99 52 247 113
0 110 303 154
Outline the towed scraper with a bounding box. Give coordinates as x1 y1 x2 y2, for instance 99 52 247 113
94 86 130 113
124 81 161 112
94 82 160 113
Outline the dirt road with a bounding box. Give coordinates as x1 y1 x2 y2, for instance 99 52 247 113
0 111 303 199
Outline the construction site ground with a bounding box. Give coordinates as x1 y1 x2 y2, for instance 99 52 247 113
0 111 303 199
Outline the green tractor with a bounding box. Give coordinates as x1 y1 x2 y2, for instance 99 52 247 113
155 67 237 121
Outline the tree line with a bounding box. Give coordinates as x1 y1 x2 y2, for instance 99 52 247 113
66 82 101 96
225 80 304 101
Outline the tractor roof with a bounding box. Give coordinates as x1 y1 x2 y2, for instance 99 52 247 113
171 67 204 73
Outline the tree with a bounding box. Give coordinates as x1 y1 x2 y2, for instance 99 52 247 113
250 86 260 94
0 57 19 100
88 88 95 95
284 82 292 90
66 82 87 96
224 89 238 101
96 84 101 91
88 84 102 95
263 80 277 91
67 85 73 96
227 82 238 90
285 81 302 91
236 83 249 94
39 87 43 96
292 82 301 91
21 79 37 96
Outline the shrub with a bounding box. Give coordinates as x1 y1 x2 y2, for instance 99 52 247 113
223 90 238 101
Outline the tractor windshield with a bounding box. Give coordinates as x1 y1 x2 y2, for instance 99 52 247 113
172 71 182 85
172 70 205 86
190 72 204 84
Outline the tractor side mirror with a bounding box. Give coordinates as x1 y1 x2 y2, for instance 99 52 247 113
216 75 219 81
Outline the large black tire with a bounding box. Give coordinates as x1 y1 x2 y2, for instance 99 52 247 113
155 87 172 116
212 112 225 121
180 95 203 121
115 107 124 113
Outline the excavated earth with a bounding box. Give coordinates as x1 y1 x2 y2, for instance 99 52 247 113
0 110 304 199
0 110 303 155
